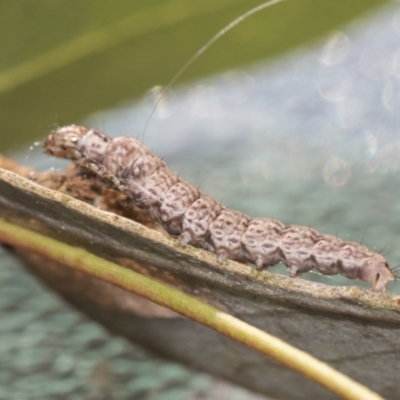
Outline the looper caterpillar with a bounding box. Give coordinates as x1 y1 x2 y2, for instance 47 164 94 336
44 125 396 292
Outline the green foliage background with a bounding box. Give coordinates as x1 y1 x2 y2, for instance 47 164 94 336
0 0 387 153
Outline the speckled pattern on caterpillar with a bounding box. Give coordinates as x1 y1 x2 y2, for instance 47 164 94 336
44 125 396 292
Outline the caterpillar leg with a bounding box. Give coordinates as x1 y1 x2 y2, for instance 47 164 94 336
180 231 191 246
255 257 265 270
217 250 229 263
288 265 303 278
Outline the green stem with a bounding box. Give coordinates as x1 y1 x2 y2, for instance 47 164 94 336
0 218 383 400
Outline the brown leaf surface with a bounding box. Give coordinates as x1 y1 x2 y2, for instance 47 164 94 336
1 158 400 400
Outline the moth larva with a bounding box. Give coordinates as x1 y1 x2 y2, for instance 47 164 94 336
44 125 396 292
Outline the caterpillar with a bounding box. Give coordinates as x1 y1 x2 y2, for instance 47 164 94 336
44 125 396 292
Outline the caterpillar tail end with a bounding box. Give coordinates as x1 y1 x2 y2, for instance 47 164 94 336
363 261 395 293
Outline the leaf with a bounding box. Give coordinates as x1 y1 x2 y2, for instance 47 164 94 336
0 219 385 400
0 160 399 399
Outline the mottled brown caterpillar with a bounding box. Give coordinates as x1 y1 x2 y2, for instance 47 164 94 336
44 125 396 292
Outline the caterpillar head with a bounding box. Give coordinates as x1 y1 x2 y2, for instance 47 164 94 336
358 255 395 292
44 125 89 160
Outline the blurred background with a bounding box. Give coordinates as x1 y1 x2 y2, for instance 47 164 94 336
1 0 400 399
